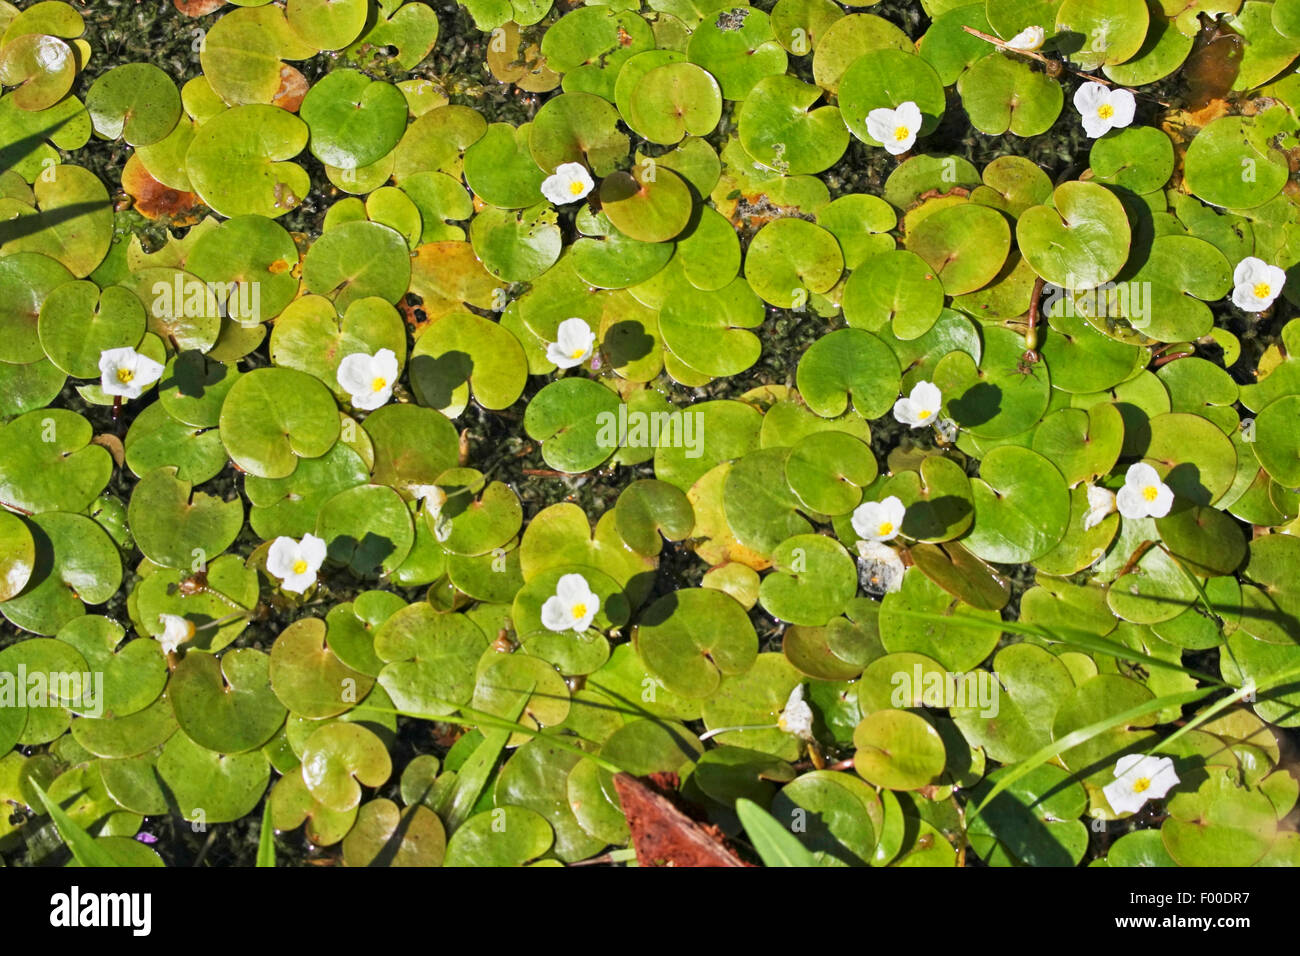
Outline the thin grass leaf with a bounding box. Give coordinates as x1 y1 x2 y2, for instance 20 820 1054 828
735 798 819 867
256 800 275 868
967 686 1216 823
444 684 532 832
29 779 122 868
889 608 1227 686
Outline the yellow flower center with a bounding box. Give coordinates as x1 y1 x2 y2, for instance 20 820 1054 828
1254 282 1272 299
371 376 388 392
292 559 308 575
568 179 585 196
893 125 910 142
1142 485 1159 502
116 367 135 384
569 346 587 360
571 602 587 620
1132 777 1151 794
878 522 894 537
1097 103 1114 120
917 408 931 420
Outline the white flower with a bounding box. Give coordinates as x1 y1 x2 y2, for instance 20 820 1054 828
1073 82 1135 138
546 317 595 369
777 684 814 740
410 483 447 519
856 540 905 594
156 614 195 655
893 380 942 428
1231 256 1286 312
336 348 399 411
1005 25 1045 51
1103 754 1179 815
541 162 595 205
851 495 906 543
540 572 600 633
1116 462 1174 519
1083 484 1117 530
266 533 327 594
865 100 922 155
98 346 164 400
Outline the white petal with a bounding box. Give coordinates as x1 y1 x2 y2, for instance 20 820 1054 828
1266 264 1288 292
1006 26 1044 50
1113 753 1147 778
1072 81 1109 116
266 537 299 578
1145 758 1180 799
337 353 375 394
883 128 915 155
881 495 906 528
894 101 922 132
280 571 315 594
555 572 591 604
910 380 942 413
1232 286 1272 312
1149 482 1174 518
1106 88 1136 128
541 596 575 632
1081 114 1112 138
1115 484 1148 520
372 348 400 382
299 533 328 570
1233 256 1267 287
851 501 882 539
351 383 391 410
865 107 897 144
540 175 570 205
1102 777 1147 815
1083 485 1116 530
892 397 922 427
1124 461 1160 490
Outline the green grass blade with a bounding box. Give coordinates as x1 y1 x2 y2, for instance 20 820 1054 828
967 686 1216 823
444 685 532 832
256 799 276 868
735 798 818 867
30 779 122 868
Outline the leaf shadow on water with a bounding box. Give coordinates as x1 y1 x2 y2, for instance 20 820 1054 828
161 350 232 401
603 319 655 366
327 532 396 577
948 381 1001 429
409 350 472 409
0 200 112 245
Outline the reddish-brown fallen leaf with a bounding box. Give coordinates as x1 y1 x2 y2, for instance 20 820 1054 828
173 0 226 16
121 154 202 222
612 772 752 867
273 64 309 113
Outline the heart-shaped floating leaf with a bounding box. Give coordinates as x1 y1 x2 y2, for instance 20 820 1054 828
628 61 723 146
0 408 110 514
86 63 181 147
156 731 270 824
219 366 341 479
409 310 528 416
745 217 843 307
316 483 415 576
758 533 858 626
784 431 877 516
133 554 257 654
443 806 553 866
169 648 287 754
523 378 622 474
246 441 369 540
842 249 943 337
853 708 946 790
0 510 35 603
529 91 629 178
934 325 1051 438
186 214 301 324
687 6 788 100
0 252 75 364
796 327 901 419
1017 181 1131 289
962 445 1071 563
905 201 1011 296
37 281 145 378
599 167 693 243
1162 767 1277 866
270 294 407 396
300 69 407 169
839 48 945 146
0 34 75 112
56 615 167 720
737 73 846 174
300 721 392 819
285 0 369 51
2 164 112 278
364 403 461 490
185 105 309 220
634 587 758 698
302 220 412 310
374 602 487 716
342 798 446 866
1055 0 1149 68
967 763 1088 866
127 466 243 570
958 54 1063 137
